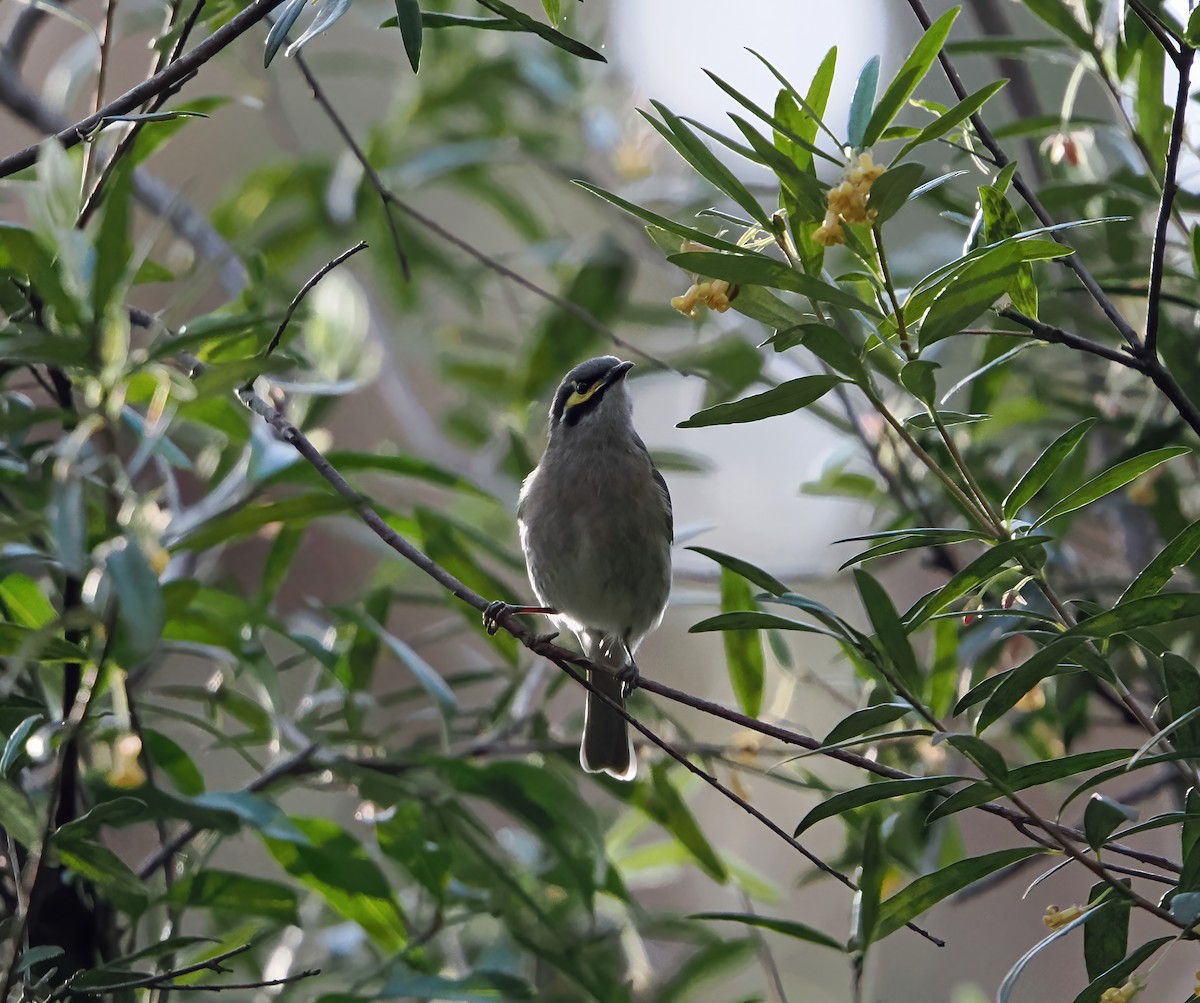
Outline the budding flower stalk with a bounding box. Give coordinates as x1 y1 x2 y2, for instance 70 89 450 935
814 150 887 247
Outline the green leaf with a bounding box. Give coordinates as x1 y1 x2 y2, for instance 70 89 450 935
823 703 913 746
191 791 308 843
1 714 42 777
875 848 1046 941
977 594 1200 732
853 812 884 948
793 776 963 835
643 103 769 227
1187 5 1200 47
104 537 164 661
15 946 64 976
0 623 87 662
766 323 869 384
446 759 606 895
847 55 879 149
1120 518 1200 603
91 157 133 325
1030 446 1190 528
1082 794 1137 849
574 181 749 255
918 243 1069 345
0 574 56 629
925 748 1135 822
264 0 307 67
1072 937 1174 1003
394 0 422 71
854 570 921 693
264 817 407 952
867 161 925 223
668 250 882 315
942 733 1008 780
690 912 843 951
678 375 843 428
899 359 938 405
140 728 205 795
376 801 451 903
1022 0 1093 48
539 0 558 23
686 546 788 596
1003 418 1096 519
654 938 756 1003
895 79 1007 161
1162 653 1200 753
728 115 828 221
167 870 300 925
904 535 1052 629
863 7 960 147
690 611 839 640
1083 880 1129 982
354 612 458 717
0 778 41 847
471 0 604 61
719 567 765 717
170 493 355 551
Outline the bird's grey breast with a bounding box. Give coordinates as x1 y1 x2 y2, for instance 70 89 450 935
519 432 672 644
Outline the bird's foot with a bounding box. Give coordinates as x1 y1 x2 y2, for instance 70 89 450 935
482 600 557 636
617 658 641 697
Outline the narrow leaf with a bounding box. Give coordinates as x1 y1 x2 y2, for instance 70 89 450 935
863 8 960 147
1030 447 1190 528
1003 418 1095 519
394 0 422 71
678 375 843 428
847 56 879 148
691 912 843 951
876 848 1046 941
719 567 764 717
793 776 964 835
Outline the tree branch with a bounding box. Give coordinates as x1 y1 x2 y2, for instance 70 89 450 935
0 0 291 179
904 0 1143 353
1143 49 1193 357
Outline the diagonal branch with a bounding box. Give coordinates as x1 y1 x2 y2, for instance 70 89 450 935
0 0 291 179
904 0 1143 353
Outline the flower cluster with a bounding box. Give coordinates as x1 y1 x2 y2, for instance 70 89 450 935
813 150 887 247
671 279 734 318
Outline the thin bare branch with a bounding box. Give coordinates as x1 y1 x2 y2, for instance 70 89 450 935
1144 49 1194 357
259 240 368 361
0 0 292 179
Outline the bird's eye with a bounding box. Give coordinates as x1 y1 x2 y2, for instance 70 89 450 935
574 381 588 394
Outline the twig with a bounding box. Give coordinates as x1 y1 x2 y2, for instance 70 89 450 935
288 51 678 372
1128 0 1185 67
1143 48 1194 358
0 0 292 179
135 742 319 880
81 0 119 192
258 240 368 361
998 309 1143 369
77 0 211 227
904 0 1143 353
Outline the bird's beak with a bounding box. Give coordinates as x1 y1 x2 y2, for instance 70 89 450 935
608 360 634 384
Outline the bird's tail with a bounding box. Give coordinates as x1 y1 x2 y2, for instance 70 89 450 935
580 643 635 781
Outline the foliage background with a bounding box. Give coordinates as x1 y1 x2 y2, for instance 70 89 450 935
4 0 1200 1001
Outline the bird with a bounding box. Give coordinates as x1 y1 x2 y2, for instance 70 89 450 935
488 356 673 781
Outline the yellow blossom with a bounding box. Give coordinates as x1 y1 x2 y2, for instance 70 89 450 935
108 733 146 789
813 210 845 247
1042 903 1086 930
671 279 734 317
1099 978 1141 1003
817 148 888 238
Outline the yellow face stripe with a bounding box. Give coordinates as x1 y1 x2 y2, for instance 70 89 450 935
565 380 604 410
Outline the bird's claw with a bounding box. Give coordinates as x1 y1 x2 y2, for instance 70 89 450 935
617 660 640 697
482 600 511 636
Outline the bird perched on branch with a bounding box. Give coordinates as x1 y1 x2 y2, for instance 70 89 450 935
487 356 673 780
